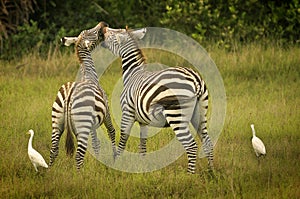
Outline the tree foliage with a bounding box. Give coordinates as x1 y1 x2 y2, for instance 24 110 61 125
161 0 300 46
1 0 299 59
0 0 36 49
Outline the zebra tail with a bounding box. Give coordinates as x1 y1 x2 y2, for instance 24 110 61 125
65 126 75 157
65 101 75 157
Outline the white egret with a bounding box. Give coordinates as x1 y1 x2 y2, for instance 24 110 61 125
250 124 266 157
27 129 48 172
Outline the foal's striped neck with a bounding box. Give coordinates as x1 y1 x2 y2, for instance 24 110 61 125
76 47 98 84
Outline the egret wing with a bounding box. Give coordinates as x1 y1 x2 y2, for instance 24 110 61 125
28 149 48 168
252 136 266 155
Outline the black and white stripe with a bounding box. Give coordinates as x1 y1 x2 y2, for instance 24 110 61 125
102 27 213 173
50 22 116 169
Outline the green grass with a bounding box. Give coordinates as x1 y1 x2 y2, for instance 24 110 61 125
0 44 299 198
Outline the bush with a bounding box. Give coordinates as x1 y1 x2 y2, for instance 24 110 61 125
1 0 299 60
161 0 300 48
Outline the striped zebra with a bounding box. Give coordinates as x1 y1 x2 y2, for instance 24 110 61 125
50 22 116 169
101 27 214 173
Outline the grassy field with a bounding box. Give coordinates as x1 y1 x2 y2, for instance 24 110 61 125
0 43 299 198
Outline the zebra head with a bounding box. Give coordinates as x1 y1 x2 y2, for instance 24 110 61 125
61 21 109 52
101 26 147 56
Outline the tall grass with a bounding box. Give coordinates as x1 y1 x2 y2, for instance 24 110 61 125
0 43 299 198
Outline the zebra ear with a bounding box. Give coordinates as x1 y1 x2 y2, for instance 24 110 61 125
130 28 147 40
116 34 127 44
61 37 78 46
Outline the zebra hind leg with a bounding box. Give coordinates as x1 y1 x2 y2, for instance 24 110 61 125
49 128 63 166
116 118 135 158
138 124 148 156
75 134 89 169
103 113 117 159
50 82 73 166
91 129 100 157
191 102 214 171
165 112 198 173
138 138 147 156
116 132 130 157
201 135 214 171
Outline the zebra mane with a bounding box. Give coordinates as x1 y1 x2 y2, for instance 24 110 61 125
126 29 147 64
75 34 84 63
74 32 99 64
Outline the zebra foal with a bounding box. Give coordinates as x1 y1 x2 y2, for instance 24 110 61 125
100 26 214 173
50 22 116 169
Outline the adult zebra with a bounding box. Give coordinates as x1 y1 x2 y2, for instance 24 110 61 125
101 27 214 173
50 22 116 169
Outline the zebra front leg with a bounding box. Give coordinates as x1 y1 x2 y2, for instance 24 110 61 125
138 123 148 156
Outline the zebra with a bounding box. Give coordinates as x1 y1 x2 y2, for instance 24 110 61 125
50 22 116 169
100 26 214 173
